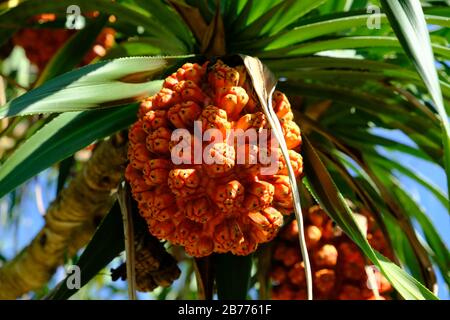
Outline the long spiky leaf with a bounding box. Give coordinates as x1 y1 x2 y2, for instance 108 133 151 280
241 55 313 300
380 0 450 199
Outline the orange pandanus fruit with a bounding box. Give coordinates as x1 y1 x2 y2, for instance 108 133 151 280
270 205 394 300
12 13 115 70
126 60 303 257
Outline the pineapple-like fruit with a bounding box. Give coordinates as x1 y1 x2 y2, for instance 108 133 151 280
126 60 303 257
270 205 393 300
12 13 115 70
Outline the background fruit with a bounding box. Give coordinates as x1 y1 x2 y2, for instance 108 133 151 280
12 13 115 70
270 205 393 300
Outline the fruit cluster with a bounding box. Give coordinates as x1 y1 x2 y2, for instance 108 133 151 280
12 14 115 70
270 205 393 300
126 60 303 257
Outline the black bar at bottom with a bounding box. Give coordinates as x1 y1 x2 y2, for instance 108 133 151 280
0 300 444 319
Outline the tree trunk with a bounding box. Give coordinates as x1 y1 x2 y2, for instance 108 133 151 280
0 133 128 299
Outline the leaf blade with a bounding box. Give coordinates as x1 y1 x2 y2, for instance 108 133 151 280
380 0 450 198
214 253 252 300
0 55 185 118
241 55 313 300
0 104 138 199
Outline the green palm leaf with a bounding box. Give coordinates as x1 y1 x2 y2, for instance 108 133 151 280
0 104 139 198
236 0 326 40
380 0 450 196
0 56 192 118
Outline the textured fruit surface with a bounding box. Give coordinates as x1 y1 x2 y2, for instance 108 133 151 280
12 14 115 70
126 60 303 257
270 205 393 300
